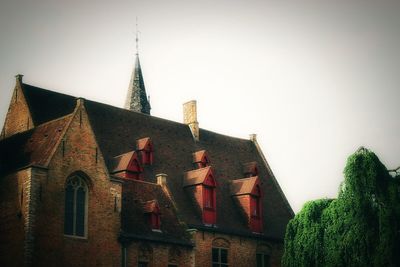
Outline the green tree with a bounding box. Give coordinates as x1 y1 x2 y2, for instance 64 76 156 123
282 148 400 267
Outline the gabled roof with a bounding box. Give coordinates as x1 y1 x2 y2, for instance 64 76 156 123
183 166 213 187
231 176 260 196
0 115 71 175
142 200 160 213
21 83 76 125
109 151 142 173
137 137 152 151
10 83 294 240
192 150 208 163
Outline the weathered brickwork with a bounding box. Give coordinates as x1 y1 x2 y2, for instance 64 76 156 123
0 169 29 267
31 102 122 266
1 79 33 139
0 76 293 267
126 241 193 267
193 230 282 267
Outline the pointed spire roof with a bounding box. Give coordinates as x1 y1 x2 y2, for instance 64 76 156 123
124 54 151 114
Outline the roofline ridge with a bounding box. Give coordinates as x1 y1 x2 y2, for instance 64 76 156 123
22 82 77 99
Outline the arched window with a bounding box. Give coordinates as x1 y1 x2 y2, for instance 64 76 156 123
212 238 230 267
64 175 88 237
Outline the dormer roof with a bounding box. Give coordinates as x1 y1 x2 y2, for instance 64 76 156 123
137 137 152 151
192 150 209 164
183 166 214 187
110 151 143 173
142 200 160 213
231 176 260 196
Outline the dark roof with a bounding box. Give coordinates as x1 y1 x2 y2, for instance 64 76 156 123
21 83 76 125
0 115 71 175
15 83 293 240
121 179 192 246
83 100 293 240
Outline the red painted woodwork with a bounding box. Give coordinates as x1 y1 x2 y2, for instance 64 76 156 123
137 138 153 165
150 207 161 230
202 174 216 225
250 185 262 233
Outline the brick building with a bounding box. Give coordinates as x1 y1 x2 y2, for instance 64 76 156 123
0 51 293 267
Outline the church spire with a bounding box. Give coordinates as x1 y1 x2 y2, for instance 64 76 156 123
124 19 151 115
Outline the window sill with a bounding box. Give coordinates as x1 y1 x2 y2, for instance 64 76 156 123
64 234 88 241
152 229 162 233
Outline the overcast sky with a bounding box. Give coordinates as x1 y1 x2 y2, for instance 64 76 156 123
1 0 399 212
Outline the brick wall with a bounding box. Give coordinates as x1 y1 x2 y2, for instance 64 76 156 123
0 169 30 267
1 81 33 139
193 230 283 267
31 101 122 266
126 241 193 267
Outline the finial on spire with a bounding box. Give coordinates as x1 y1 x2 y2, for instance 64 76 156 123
135 17 139 55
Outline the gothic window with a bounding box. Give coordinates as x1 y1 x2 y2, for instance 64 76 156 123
64 175 88 237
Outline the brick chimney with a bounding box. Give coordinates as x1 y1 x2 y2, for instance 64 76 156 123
156 173 168 187
183 100 199 141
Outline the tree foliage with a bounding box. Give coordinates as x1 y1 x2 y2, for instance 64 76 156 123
282 148 400 267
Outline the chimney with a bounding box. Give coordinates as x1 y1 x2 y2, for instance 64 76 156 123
156 173 168 187
15 74 23 83
183 100 199 141
249 134 257 142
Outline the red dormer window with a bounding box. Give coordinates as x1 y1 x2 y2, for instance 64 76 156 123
193 150 211 169
231 176 263 233
144 200 161 230
111 151 143 180
250 185 262 233
183 166 217 226
137 137 153 165
202 172 216 225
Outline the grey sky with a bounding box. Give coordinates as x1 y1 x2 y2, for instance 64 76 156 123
1 0 399 212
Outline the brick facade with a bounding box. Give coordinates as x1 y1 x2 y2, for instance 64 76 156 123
0 77 293 266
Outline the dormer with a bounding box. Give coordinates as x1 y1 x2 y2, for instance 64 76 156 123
231 176 263 233
183 166 216 225
143 200 161 231
193 150 211 169
110 151 143 180
137 137 153 165
242 162 258 177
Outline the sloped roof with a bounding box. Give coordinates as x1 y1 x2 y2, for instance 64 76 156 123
231 176 259 196
193 150 208 163
21 83 76 125
13 83 293 241
183 166 212 187
121 179 192 246
142 200 159 213
109 151 136 173
0 115 71 175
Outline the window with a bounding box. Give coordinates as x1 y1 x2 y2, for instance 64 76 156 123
251 195 260 217
250 185 262 233
212 248 228 267
256 253 270 267
204 186 214 209
64 175 88 237
149 212 161 230
138 262 148 267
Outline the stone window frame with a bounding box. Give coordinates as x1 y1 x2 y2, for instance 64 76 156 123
63 174 90 238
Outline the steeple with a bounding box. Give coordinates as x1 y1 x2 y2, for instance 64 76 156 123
124 20 151 115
